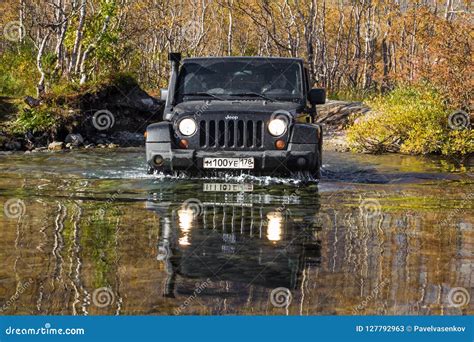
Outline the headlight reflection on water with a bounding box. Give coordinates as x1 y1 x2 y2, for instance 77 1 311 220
177 208 285 245
266 211 284 242
178 208 194 246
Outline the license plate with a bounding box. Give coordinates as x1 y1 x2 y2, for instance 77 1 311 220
203 157 254 169
203 183 254 192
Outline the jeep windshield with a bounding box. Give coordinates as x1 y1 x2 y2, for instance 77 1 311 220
175 58 304 102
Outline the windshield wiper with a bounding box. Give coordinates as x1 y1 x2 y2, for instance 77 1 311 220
231 92 275 102
182 92 224 101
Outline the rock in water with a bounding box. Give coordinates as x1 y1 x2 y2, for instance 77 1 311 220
65 133 84 146
48 141 64 151
5 140 22 151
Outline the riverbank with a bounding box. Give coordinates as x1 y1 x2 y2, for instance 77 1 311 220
0 84 361 153
1 84 471 160
0 74 163 152
316 100 370 153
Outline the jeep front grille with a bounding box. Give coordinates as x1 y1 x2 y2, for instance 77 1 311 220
199 119 264 149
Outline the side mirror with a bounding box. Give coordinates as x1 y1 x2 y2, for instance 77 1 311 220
160 88 168 102
308 88 326 105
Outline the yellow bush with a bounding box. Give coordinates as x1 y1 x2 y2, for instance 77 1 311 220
347 86 472 156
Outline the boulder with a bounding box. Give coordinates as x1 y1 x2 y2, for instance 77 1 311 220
76 76 164 136
316 100 370 129
48 141 64 151
0 134 7 148
5 140 22 151
65 133 84 146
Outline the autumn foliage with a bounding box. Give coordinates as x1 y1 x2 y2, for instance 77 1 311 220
0 0 471 107
0 0 472 155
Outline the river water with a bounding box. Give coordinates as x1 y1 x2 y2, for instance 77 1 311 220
0 149 472 315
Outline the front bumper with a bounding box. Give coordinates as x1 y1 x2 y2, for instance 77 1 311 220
145 121 322 176
146 143 320 175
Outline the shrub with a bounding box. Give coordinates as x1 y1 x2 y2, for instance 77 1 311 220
347 85 473 156
0 44 38 96
12 106 57 134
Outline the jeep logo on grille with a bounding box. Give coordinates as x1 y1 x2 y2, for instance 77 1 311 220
225 115 238 120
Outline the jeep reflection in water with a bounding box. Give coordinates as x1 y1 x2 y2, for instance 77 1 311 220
145 53 326 180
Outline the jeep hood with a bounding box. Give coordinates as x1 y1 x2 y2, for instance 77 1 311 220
169 100 304 119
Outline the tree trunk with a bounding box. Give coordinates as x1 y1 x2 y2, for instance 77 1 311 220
79 15 110 84
37 32 51 97
227 0 233 55
54 0 68 74
381 34 390 92
19 0 25 43
69 0 87 75
444 0 453 21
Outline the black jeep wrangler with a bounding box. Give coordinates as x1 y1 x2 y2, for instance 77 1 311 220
146 53 325 179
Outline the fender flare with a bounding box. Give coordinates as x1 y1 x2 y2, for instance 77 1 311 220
146 122 173 143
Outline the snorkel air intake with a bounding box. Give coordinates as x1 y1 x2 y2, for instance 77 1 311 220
164 52 181 119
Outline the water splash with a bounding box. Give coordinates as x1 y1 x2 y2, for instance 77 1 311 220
150 170 318 186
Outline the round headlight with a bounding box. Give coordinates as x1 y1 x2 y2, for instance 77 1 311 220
178 118 197 136
268 118 287 136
